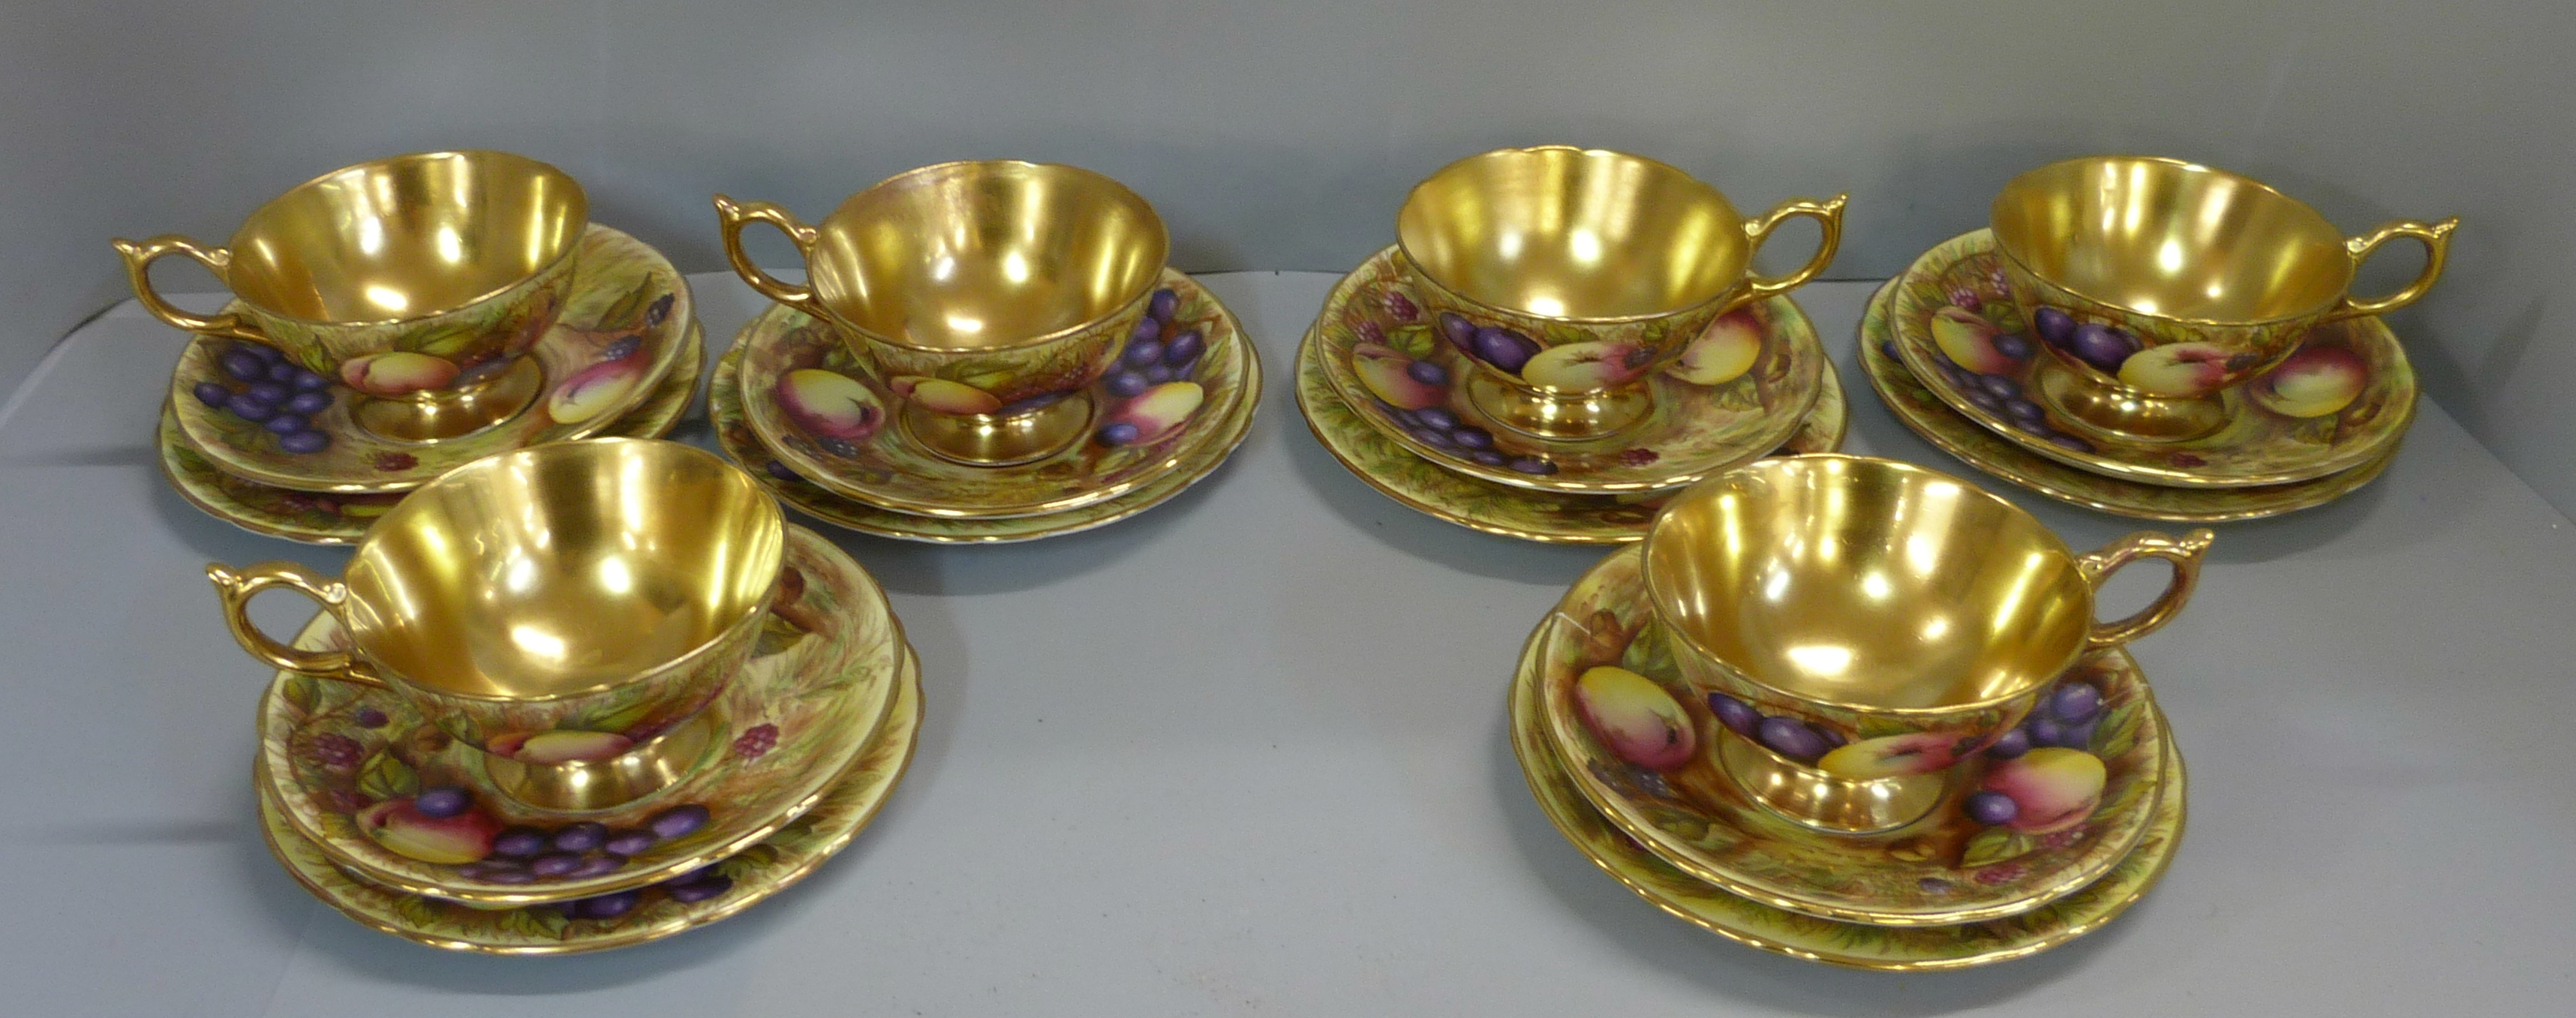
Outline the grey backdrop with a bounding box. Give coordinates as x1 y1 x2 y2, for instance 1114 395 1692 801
6 0 2570 513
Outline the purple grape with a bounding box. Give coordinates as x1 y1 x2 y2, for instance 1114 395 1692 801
1708 694 1762 737
552 822 607 853
454 358 510 386
282 390 332 416
1450 427 1492 450
765 461 800 482
263 413 308 435
530 852 584 878
192 382 230 407
492 827 549 858
817 437 860 458
1471 327 1539 374
2044 431 2096 453
413 785 470 818
1408 425 1456 449
567 854 627 878
1964 388 2003 413
290 368 330 392
1148 288 1180 323
2003 398 2046 428
2058 717 2100 751
477 866 538 885
575 890 641 919
1098 422 1141 446
1878 340 1903 365
353 707 389 728
278 431 329 455
1507 456 1556 475
1757 716 1829 762
2049 683 2102 723
1977 374 2020 400
646 293 675 327
2025 716 2067 749
1992 333 2033 361
1414 407 1459 432
458 861 525 881
1129 317 1162 345
1124 338 1166 368
237 341 283 365
266 361 297 383
664 876 733 903
1141 362 1174 384
2033 308 2076 346
1468 449 1507 466
1387 409 1420 429
1816 726 1847 751
1964 791 2019 826
1985 727 2031 759
1405 360 1449 388
220 350 268 382
1105 371 1150 398
245 380 290 404
648 805 711 840
600 335 642 362
603 830 657 856
1438 313 1477 352
2063 323 2139 373
1163 331 1204 368
224 392 277 421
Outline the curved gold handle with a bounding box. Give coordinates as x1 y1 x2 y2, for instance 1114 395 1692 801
1736 193 1849 305
206 561 383 686
2323 217 2457 323
112 235 265 341
711 194 821 314
2076 529 2216 650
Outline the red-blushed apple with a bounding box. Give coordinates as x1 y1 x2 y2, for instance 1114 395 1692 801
1931 306 2018 376
1107 382 1204 443
2117 342 2234 397
1817 731 1976 779
1979 746 2106 833
1573 666 1697 772
2249 346 2367 418
339 351 461 397
485 729 636 764
356 797 502 864
891 375 1004 415
546 356 646 423
775 368 884 440
1521 341 1654 391
1351 343 1445 410
1667 311 1763 385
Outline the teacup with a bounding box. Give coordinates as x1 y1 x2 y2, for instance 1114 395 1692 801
1395 146 1845 441
1991 155 2454 442
208 438 783 810
714 161 1168 466
115 150 590 442
1640 455 2211 833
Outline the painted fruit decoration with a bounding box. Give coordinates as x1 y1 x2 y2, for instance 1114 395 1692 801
1435 312 1541 376
2118 341 2238 398
1099 382 1204 446
549 350 648 424
1918 303 2097 452
1705 692 1844 764
1958 678 2114 833
485 729 636 764
775 368 885 442
358 794 502 865
1574 666 1696 771
2249 345 2367 418
195 341 338 455
1817 731 1979 779
890 376 1003 416
1352 343 1446 410
1521 340 1655 391
1095 287 1211 447
1666 311 1763 386
341 351 461 397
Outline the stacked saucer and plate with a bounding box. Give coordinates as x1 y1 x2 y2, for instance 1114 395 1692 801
1863 156 2454 521
212 440 919 954
128 151 709 544
1296 147 1853 543
1513 454 2214 969
702 162 1260 543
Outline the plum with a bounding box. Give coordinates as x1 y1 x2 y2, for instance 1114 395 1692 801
1469 326 1540 374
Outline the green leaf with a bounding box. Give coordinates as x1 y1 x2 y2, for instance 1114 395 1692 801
1959 826 2042 868
2091 701 2142 761
1388 323 1437 360
754 614 811 657
280 675 320 716
1619 621 1678 680
1541 323 1592 347
592 279 656 331
499 905 573 940
391 894 446 929
356 751 419 802
578 692 664 737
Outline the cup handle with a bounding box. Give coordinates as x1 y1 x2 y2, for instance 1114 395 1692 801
206 562 384 686
2075 529 2217 650
2322 217 2457 323
110 235 265 341
711 194 822 314
1733 193 1850 306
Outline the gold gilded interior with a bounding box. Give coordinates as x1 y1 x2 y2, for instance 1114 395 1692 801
807 161 1166 351
224 150 587 323
1643 455 2091 710
338 438 781 699
1396 146 1747 321
1991 156 2350 323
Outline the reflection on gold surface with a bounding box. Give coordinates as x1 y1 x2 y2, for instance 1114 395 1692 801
1397 147 1748 321
482 707 721 812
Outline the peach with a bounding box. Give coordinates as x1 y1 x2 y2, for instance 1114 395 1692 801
1931 306 2018 376
1979 747 2106 833
1572 665 1696 772
1351 343 1446 410
1520 340 1654 391
891 375 1003 416
1107 381 1204 443
546 356 645 424
1667 311 1763 386
2117 341 2235 398
2250 346 2367 418
486 729 635 764
356 797 502 864
338 351 460 397
1817 731 1974 779
777 368 885 440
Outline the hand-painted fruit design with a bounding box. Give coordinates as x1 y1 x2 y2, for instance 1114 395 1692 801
1931 306 2023 377
339 351 461 397
2250 345 2367 418
891 375 1004 416
1099 382 1203 446
485 729 636 764
1976 748 2106 833
1666 311 1763 385
1521 340 1655 391
1436 313 1543 375
2032 307 2140 375
1961 679 2112 830
2118 341 2238 397
775 368 885 441
358 795 503 864
1916 308 2091 453
1705 692 1844 764
1093 287 1211 447
1351 342 1447 410
547 355 648 425
1574 666 1696 771
1817 731 1977 779
195 341 338 454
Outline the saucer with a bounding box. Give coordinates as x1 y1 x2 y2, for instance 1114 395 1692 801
1862 281 2400 521
257 646 919 955
170 224 695 493
1536 545 2166 926
711 341 1253 543
161 322 705 545
1511 623 2185 970
257 524 903 904
1311 246 1826 494
1890 230 2415 488
1297 322 1847 543
736 269 1256 519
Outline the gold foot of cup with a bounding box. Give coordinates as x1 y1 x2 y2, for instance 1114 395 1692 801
352 355 547 443
1714 727 1952 835
2032 357 2230 443
479 708 723 812
1466 374 1654 442
903 391 1097 467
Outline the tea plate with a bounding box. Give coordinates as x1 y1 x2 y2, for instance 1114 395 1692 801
1312 247 1826 494
737 269 1255 519
714 334 1255 543
170 224 695 492
161 322 705 545
1511 617 2185 970
1890 230 2415 488
1536 545 2165 926
257 646 920 955
1862 281 2400 521
257 524 902 904
1297 319 1846 543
